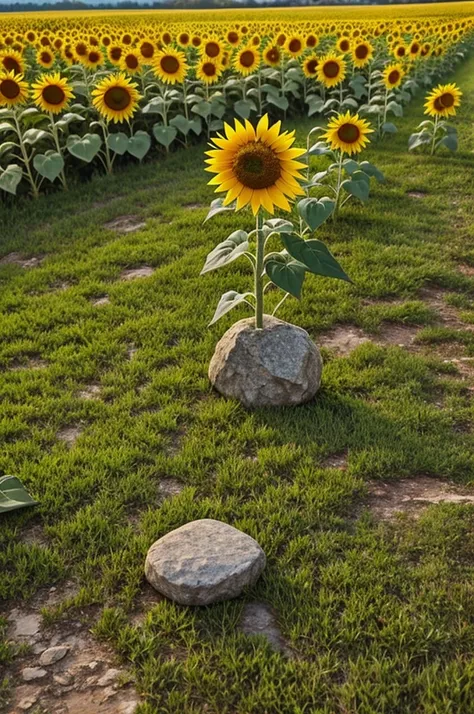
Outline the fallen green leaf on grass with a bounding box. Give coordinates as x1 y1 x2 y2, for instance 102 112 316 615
0 475 37 514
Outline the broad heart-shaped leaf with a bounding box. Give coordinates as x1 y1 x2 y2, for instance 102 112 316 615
341 171 370 202
142 96 166 116
306 96 325 116
381 122 397 135
0 121 15 133
297 197 335 231
22 128 50 145
201 230 249 274
265 253 306 299
267 94 289 111
408 131 431 151
127 130 151 160
107 132 129 155
55 113 85 131
189 118 202 136
359 161 385 183
280 234 351 283
437 133 458 152
67 133 102 163
170 114 191 136
341 97 359 110
0 164 22 194
204 197 236 222
234 99 254 120
153 124 177 149
386 100 403 118
0 475 37 513
263 218 294 235
192 101 212 119
210 99 226 119
33 152 64 182
342 158 359 175
209 290 252 326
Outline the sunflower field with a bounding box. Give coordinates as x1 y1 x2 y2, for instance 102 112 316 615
0 3 473 199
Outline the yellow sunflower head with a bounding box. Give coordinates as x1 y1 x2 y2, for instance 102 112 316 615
317 54 346 88
200 37 224 61
138 39 155 62
352 41 373 68
82 47 104 69
285 35 304 57
263 45 282 68
91 72 141 123
0 69 29 107
382 63 404 89
0 49 24 76
31 72 74 114
205 114 305 216
302 55 319 78
234 46 260 76
120 49 142 75
337 37 351 54
321 111 373 156
154 48 188 85
37 48 55 69
196 58 222 85
424 83 462 118
107 45 123 66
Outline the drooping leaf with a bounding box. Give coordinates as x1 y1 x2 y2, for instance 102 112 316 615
297 196 335 231
192 101 212 119
0 475 37 513
359 161 385 183
127 130 151 159
33 152 64 182
204 197 236 222
152 124 177 149
22 128 50 145
265 252 306 299
408 131 431 151
67 133 102 162
209 290 253 326
437 133 458 152
201 230 249 274
55 113 85 130
266 94 289 111
341 172 370 202
234 99 254 120
107 132 129 155
381 122 398 134
170 114 191 136
0 164 22 194
263 218 295 235
280 234 351 282
0 121 15 134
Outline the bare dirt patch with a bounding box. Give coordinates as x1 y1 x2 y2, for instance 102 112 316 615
10 357 48 371
120 266 154 281
320 326 371 355
457 264 474 277
321 452 348 470
406 191 427 199
77 384 102 401
366 476 474 521
377 322 420 347
0 253 45 269
240 602 292 656
418 286 471 330
158 479 184 500
183 203 205 210
103 216 146 234
92 296 111 307
57 426 83 448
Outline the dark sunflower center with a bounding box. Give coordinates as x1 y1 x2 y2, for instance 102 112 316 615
40 52 52 64
162 33 171 45
27 32 35 42
122 34 132 45
102 37 111 46
179 33 189 45
439 92 454 107
339 39 349 52
110 47 122 60
40 36 50 46
202 61 216 77
397 46 406 56
3 57 21 73
388 70 400 85
337 123 360 144
240 50 255 68
126 54 139 69
277 34 286 46
323 60 340 78
205 41 220 58
233 142 281 190
266 48 280 63
1 78 20 99
192 37 201 47
141 42 154 58
42 84 65 106
289 38 301 53
433 97 444 111
306 59 318 74
161 55 179 74
104 86 131 111
307 35 317 47
89 52 100 63
411 42 419 53
355 44 369 59
76 42 87 56
228 32 239 44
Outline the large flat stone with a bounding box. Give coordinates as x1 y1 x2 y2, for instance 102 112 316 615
145 519 266 606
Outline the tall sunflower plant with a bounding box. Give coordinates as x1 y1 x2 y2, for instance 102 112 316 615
358 63 407 139
305 111 383 219
201 114 351 330
408 83 462 155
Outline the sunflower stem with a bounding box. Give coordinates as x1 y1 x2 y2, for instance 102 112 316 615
13 111 39 199
100 120 113 174
333 150 344 220
255 212 265 329
431 115 439 156
50 113 67 190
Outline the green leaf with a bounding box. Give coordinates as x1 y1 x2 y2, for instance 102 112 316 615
170 114 191 136
33 152 64 182
0 475 37 513
0 141 17 156
189 118 202 135
341 173 370 202
153 124 177 149
192 101 212 119
297 197 335 231
234 99 254 120
55 113 85 130
201 230 249 274
204 197 235 222
267 94 289 111
265 252 306 299
142 97 166 116
209 290 252 326
0 164 22 194
67 133 102 163
437 133 458 152
386 100 403 117
306 95 324 117
307 141 332 157
342 159 359 175
210 100 226 119
23 128 50 145
359 161 385 183
127 130 151 160
107 132 129 155
263 218 295 235
0 121 15 134
280 234 351 282
381 122 397 134
408 131 431 151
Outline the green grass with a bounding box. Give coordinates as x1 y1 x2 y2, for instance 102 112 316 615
1 57 474 713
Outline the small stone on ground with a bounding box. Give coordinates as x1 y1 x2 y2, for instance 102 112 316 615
57 426 83 447
39 645 70 666
120 266 154 281
78 384 102 400
0 252 44 268
92 296 111 307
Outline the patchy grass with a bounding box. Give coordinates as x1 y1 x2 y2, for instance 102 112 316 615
1 58 474 713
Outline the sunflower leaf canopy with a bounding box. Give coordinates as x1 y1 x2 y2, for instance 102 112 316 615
280 234 351 283
265 252 306 299
297 197 335 231
201 230 249 275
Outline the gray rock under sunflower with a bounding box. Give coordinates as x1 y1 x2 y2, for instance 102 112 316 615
145 519 266 606
208 315 322 408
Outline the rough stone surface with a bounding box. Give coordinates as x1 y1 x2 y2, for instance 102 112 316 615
9 611 41 639
209 316 322 408
22 667 47 681
39 645 70 666
145 519 266 606
97 668 122 687
0 252 44 269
